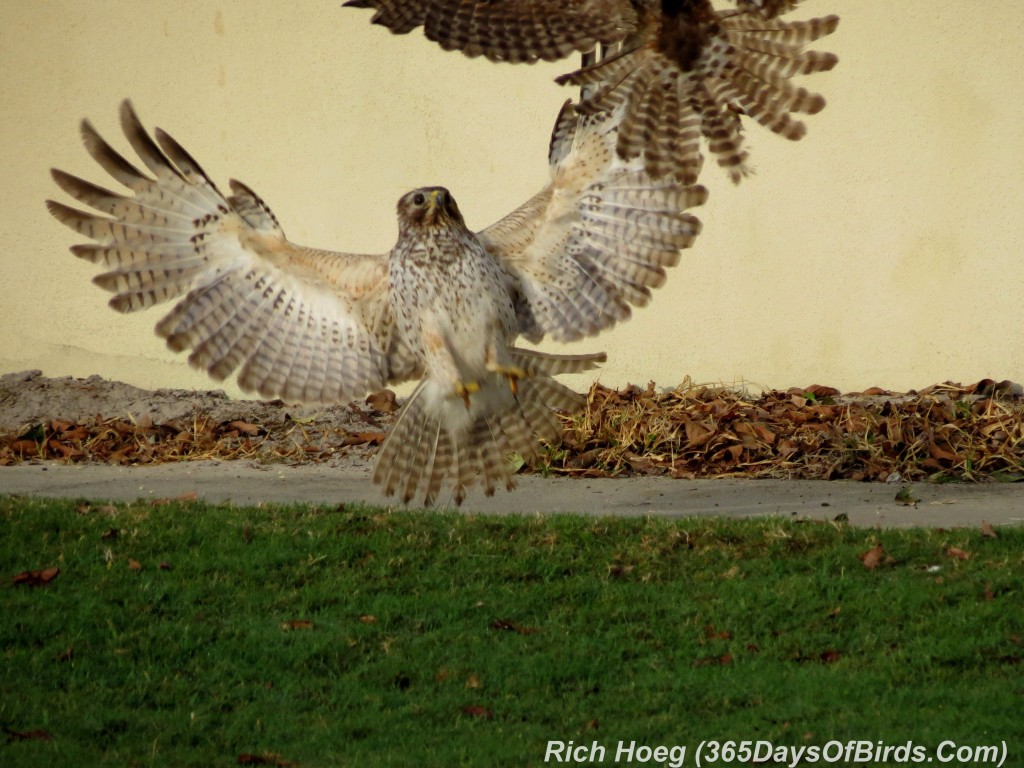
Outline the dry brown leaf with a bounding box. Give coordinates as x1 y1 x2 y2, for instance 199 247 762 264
227 420 263 436
929 442 960 463
280 620 313 631
947 547 970 561
981 521 998 539
12 566 60 587
861 387 889 396
358 614 377 624
819 650 842 663
461 705 493 720
693 653 733 667
340 431 387 447
704 625 732 641
3 727 53 742
236 753 294 767
466 674 482 689
859 545 886 570
490 618 540 635
128 559 142 572
805 385 840 398
366 389 398 413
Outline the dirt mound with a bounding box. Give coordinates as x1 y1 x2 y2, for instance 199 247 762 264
0 370 396 470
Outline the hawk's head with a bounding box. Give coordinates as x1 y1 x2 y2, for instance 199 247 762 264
397 186 466 231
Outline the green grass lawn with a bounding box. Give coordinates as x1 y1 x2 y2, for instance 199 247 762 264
1 495 1021 766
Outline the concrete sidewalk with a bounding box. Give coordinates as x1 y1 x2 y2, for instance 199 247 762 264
3 461 1023 529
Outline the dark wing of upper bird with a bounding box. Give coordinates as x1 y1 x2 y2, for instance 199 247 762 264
342 0 637 62
346 0 839 184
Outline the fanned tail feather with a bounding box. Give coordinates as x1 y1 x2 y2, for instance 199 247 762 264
374 349 603 506
556 9 838 184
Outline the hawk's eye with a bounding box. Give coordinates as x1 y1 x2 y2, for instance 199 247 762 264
413 193 426 206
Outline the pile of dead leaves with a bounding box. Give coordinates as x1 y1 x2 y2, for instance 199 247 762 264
544 379 1024 483
0 412 387 467
2 378 1022 484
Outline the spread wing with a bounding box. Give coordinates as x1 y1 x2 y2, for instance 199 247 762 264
477 100 708 343
343 0 637 63
347 0 838 185
47 100 416 404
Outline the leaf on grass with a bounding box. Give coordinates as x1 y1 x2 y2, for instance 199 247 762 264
128 559 142 572
151 491 198 506
983 582 995 602
947 546 969 561
159 561 171 571
12 566 60 587
704 624 732 641
4 727 52 743
607 563 634 579
56 646 74 662
819 650 842 663
466 674 482 689
461 705 493 720
280 620 313 631
490 618 539 635
859 545 888 570
358 614 377 624
237 753 294 766
693 653 733 667
980 521 998 539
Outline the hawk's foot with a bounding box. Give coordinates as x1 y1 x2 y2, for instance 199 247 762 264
486 362 528 396
455 380 481 410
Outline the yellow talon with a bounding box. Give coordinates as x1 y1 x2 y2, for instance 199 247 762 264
455 380 480 410
485 363 527 397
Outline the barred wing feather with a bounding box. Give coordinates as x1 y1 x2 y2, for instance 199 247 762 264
46 100 403 405
478 102 707 343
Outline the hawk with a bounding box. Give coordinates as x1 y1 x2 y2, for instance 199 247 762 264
344 0 839 184
47 100 706 505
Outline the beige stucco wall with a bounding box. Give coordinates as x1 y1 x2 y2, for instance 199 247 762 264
3 0 1023 398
